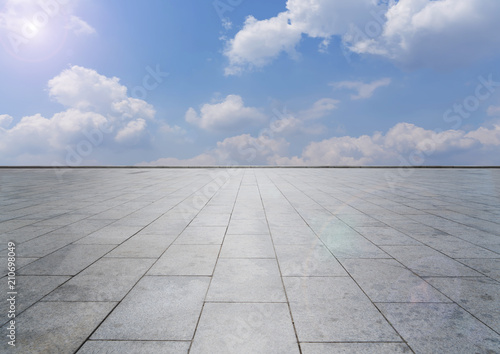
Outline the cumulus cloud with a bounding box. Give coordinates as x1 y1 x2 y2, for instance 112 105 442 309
141 121 500 167
185 95 267 132
332 78 391 100
224 12 303 75
348 0 500 68
141 134 289 166
224 0 500 73
0 66 160 165
0 115 13 129
277 122 500 166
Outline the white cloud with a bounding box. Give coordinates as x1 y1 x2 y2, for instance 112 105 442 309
224 0 383 74
185 95 267 132
225 0 500 72
141 133 289 166
0 115 13 129
224 12 302 75
140 121 500 166
67 15 96 36
115 119 147 145
297 98 339 120
277 122 500 166
332 78 391 100
349 0 500 68
0 66 158 165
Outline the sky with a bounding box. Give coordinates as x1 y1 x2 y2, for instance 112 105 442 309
1 0 500 166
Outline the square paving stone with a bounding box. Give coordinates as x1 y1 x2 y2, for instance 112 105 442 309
457 258 500 281
270 226 321 245
77 340 190 353
284 277 400 342
174 226 227 245
147 245 220 276
300 343 411 353
75 225 143 244
91 276 209 340
43 257 155 301
381 245 482 277
426 277 500 333
226 219 269 235
283 277 401 342
354 226 422 246
190 303 300 354
220 234 275 258
377 303 500 353
340 258 450 303
0 275 70 322
206 258 286 302
106 234 177 258
18 244 115 276
0 301 116 353
275 245 347 276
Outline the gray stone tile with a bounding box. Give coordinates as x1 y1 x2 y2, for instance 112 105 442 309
11 232 80 258
270 226 321 245
190 303 299 354
226 219 269 235
0 224 60 244
410 234 500 259
338 214 386 227
377 303 500 353
75 225 143 244
284 277 400 342
148 245 220 275
78 341 190 354
320 231 389 258
220 234 275 258
0 275 70 320
106 234 176 258
91 276 209 340
457 258 500 281
276 245 347 276
0 257 38 275
381 245 482 277
354 226 422 246
174 226 226 245
19 244 115 275
341 258 449 302
206 258 286 302
0 301 116 353
300 343 411 353
44 258 155 301
189 213 231 227
426 277 500 333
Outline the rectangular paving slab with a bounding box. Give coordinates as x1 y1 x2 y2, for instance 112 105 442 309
91 276 209 340
284 277 401 342
190 303 300 354
376 302 500 353
0 301 116 353
43 257 155 301
147 245 220 276
206 258 286 302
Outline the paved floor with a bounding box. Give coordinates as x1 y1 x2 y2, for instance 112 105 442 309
1 168 499 353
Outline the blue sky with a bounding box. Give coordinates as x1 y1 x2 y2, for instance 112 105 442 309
1 0 500 166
